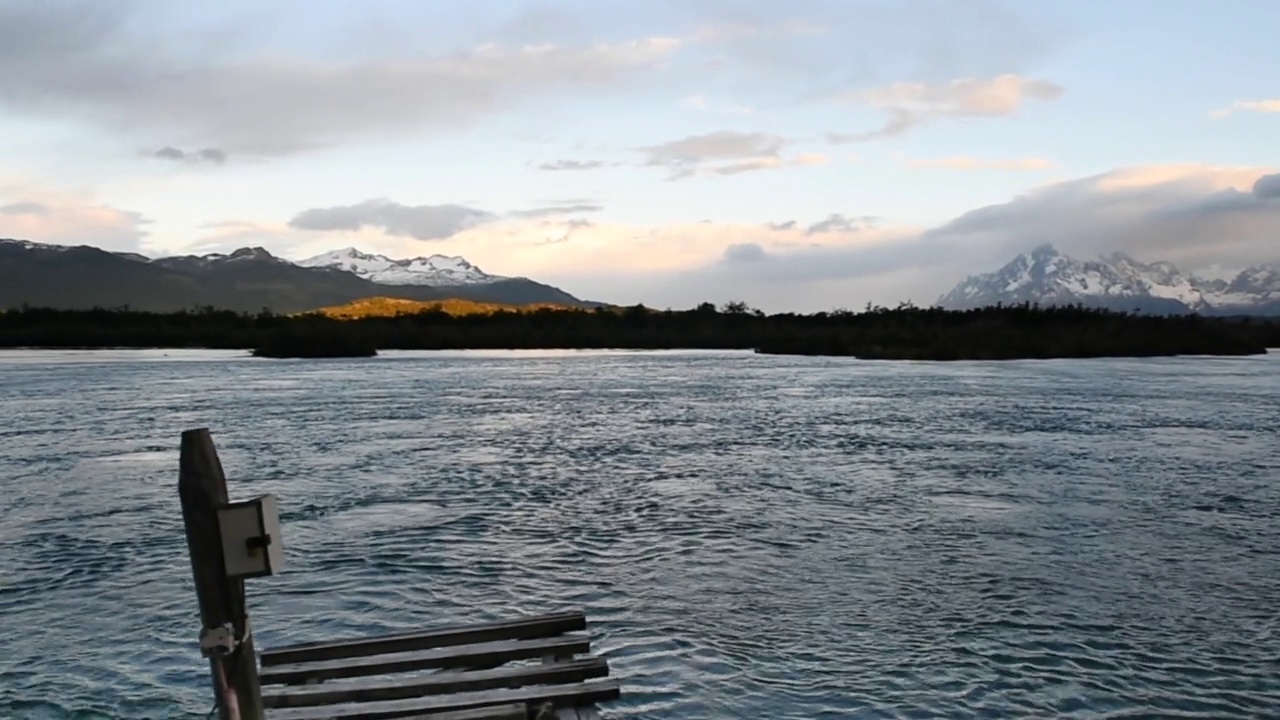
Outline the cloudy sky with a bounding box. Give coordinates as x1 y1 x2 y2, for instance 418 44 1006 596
1 0 1277 311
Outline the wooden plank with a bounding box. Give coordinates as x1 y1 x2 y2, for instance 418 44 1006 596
262 657 608 709
179 428 265 720
259 635 591 686
266 679 621 720
395 705 526 720
261 611 586 667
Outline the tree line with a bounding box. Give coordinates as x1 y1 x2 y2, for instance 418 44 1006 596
1 302 1277 360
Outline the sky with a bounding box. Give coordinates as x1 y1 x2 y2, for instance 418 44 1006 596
0 0 1277 311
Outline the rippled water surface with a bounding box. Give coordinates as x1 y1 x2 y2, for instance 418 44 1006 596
2 349 1279 719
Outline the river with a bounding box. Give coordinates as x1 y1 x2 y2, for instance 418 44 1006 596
1 349 1278 718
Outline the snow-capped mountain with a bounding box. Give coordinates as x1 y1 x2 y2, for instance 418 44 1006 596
938 244 1280 314
297 247 502 286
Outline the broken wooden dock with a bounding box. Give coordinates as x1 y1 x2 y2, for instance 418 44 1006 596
257 610 619 719
179 427 620 719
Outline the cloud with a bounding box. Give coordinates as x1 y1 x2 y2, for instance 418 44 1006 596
0 201 50 216
152 146 228 164
1210 99 1280 119
638 131 826 179
807 214 879 234
904 156 1054 171
723 242 768 263
535 160 606 171
197 213 580 259
535 217 596 246
0 4 681 156
642 130 784 165
829 74 1063 143
287 199 605 241
1151 172 1280 218
0 192 149 252
681 0 1062 98
1255 173 1280 200
708 236 957 285
925 165 1280 270
288 200 497 241
506 204 604 219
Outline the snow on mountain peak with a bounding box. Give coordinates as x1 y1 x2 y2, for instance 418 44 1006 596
297 247 501 286
939 245 1280 313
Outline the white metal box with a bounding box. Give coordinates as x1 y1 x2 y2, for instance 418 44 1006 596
217 493 284 579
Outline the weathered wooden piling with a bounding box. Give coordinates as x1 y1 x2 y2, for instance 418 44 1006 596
180 428 265 720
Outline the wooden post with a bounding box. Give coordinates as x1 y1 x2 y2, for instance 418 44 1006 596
179 428 265 720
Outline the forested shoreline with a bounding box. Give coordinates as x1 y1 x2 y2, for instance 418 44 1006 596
1 303 1277 360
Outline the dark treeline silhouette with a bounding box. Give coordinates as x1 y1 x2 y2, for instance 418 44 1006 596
251 334 378 358
1 302 1277 360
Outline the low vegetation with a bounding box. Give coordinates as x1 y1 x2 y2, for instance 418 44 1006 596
309 296 580 319
1 301 1276 360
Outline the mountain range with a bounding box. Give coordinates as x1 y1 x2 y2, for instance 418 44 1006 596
937 245 1280 315
0 239 585 313
8 237 1279 317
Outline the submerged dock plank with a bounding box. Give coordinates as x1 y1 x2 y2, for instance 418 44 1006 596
266 678 622 720
260 635 591 686
262 612 586 667
262 657 608 708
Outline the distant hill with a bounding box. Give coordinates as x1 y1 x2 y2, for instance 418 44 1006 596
938 244 1280 316
309 296 584 319
0 239 590 313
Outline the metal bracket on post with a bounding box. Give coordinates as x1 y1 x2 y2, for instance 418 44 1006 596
200 617 252 658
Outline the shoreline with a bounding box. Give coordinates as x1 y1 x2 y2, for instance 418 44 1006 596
0 345 1275 362
4 304 1279 361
